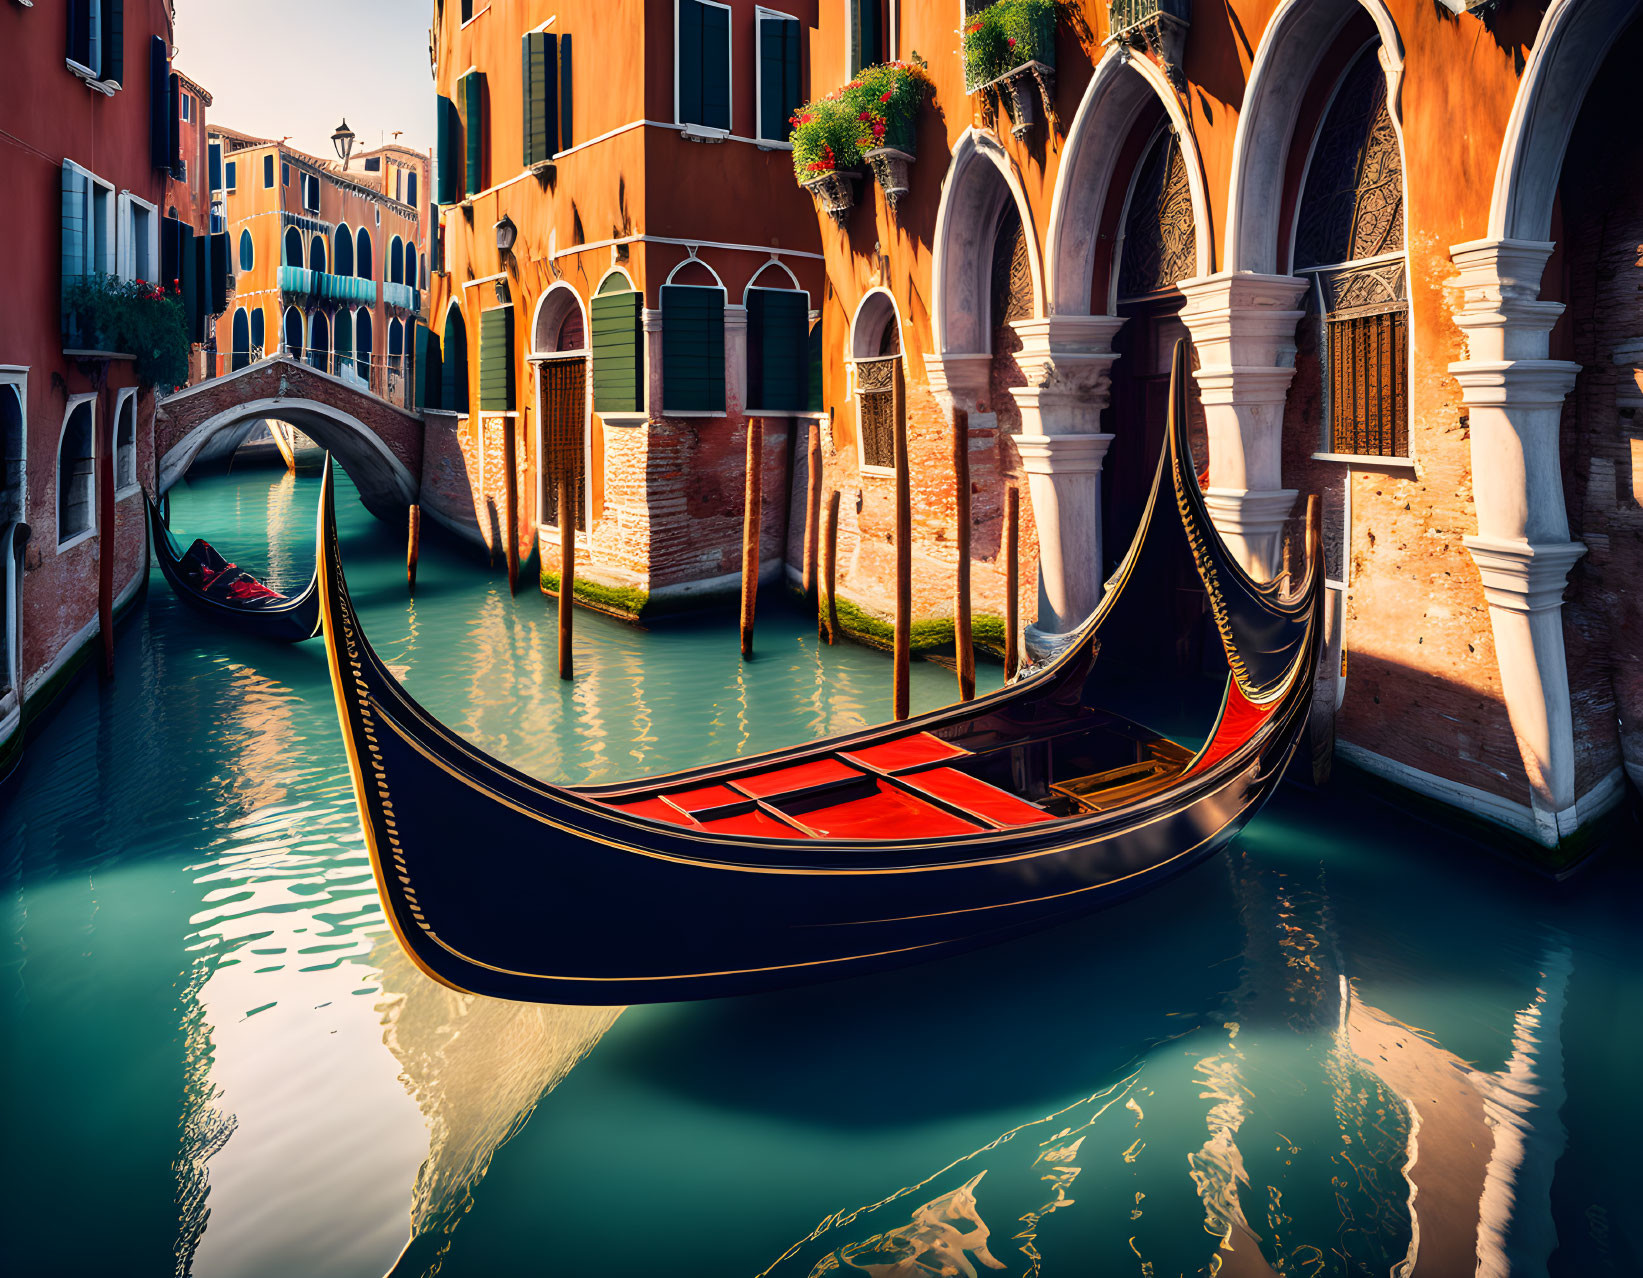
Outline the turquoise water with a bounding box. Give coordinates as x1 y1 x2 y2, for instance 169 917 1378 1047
2 465 1638 1278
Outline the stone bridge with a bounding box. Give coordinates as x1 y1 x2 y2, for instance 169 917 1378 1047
154 356 424 519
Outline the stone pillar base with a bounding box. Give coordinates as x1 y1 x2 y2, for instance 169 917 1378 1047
1013 432 1114 633
1202 487 1298 582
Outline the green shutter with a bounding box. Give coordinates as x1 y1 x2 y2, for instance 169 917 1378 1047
848 0 862 76
759 18 784 141
463 72 484 197
61 165 87 341
701 4 730 132
415 323 441 411
179 224 199 342
209 141 223 193
522 33 552 167
209 231 230 316
678 1 703 126
104 0 124 85
149 37 170 170
478 307 515 412
807 319 823 413
861 0 882 70
662 285 725 413
442 311 469 413
590 289 643 414
748 289 807 412
436 95 460 204
558 33 574 151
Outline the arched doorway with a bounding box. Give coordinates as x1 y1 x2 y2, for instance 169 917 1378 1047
283 306 304 359
308 311 330 372
284 226 303 269
849 290 904 481
356 307 374 389
532 285 590 536
334 223 354 278
308 233 327 275
335 308 355 380
230 307 251 371
356 228 373 281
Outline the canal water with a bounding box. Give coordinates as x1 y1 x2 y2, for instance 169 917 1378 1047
2 465 1637 1278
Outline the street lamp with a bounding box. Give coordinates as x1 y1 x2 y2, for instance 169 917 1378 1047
331 118 356 170
494 215 518 255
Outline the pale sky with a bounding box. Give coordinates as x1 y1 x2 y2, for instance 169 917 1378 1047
175 0 435 162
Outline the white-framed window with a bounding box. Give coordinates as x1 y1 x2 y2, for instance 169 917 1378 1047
225 159 237 192
675 0 733 135
62 160 116 282
56 396 97 551
755 8 801 148
66 0 121 86
116 192 160 286
180 91 193 123
0 371 26 530
113 387 138 497
299 171 321 214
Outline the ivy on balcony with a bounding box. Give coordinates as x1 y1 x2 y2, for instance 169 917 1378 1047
1107 0 1190 88
789 59 932 221
963 0 1058 137
62 275 190 388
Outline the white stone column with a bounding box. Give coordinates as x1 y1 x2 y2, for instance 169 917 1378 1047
1449 238 1588 838
1006 314 1125 634
923 353 992 417
1177 272 1309 580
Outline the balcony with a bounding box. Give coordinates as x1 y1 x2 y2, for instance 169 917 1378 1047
1107 0 1189 85
279 266 380 307
383 282 421 313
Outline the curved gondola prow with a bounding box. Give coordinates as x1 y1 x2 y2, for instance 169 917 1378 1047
147 459 327 643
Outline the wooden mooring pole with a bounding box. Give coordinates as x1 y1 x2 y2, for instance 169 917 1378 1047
740 416 764 660
820 490 840 644
406 504 421 593
803 417 822 601
503 414 520 595
557 477 574 681
952 409 974 702
1004 486 1020 681
892 372 911 722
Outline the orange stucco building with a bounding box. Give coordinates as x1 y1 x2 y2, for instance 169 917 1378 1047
207 127 429 410
787 0 1638 850
422 0 826 603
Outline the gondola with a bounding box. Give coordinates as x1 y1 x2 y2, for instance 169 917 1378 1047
147 460 325 643
318 345 1323 1005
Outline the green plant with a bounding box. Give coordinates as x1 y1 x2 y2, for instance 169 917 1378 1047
789 58 932 182
63 275 190 387
963 0 1057 87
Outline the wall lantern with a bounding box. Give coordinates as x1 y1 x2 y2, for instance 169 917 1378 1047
494 216 519 255
331 119 357 170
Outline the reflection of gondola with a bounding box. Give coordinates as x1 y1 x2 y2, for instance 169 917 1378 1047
147 460 324 643
318 345 1323 1004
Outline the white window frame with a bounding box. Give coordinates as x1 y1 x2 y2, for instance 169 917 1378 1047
0 370 26 728
225 159 237 192
754 7 800 150
263 154 276 189
0 370 28 529
180 91 193 123
56 394 98 554
116 191 160 286
846 0 897 77
112 386 140 500
674 0 734 140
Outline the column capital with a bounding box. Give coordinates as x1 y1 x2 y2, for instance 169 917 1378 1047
1008 314 1128 364
1448 238 1565 362
1202 487 1298 581
1448 359 1581 408
1177 271 1309 369
923 353 992 411
1463 535 1587 613
1012 431 1115 476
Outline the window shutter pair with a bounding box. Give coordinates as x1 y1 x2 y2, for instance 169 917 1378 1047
148 37 170 171
747 290 808 412
463 73 485 197
103 0 125 85
478 308 514 412
416 324 441 411
436 95 461 204
590 286 644 414
678 2 730 131
661 286 726 413
441 311 469 414
758 16 801 142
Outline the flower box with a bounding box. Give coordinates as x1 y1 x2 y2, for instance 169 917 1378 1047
62 274 189 388
802 170 861 226
964 1 1057 89
862 148 915 208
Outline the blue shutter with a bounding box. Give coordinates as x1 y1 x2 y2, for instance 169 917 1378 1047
807 318 823 413
209 142 223 194
478 308 515 411
436 96 460 204
662 285 725 413
590 288 643 414
67 0 92 69
61 165 87 342
168 73 183 179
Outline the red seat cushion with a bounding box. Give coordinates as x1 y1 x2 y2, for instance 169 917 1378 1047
667 784 744 813
606 797 696 827
901 768 1052 827
732 757 861 799
696 809 805 838
840 733 969 773
787 781 982 840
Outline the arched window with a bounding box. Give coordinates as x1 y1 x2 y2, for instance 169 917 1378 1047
440 305 469 414
283 306 304 358
388 317 405 372
114 392 137 493
0 384 24 528
238 229 254 272
1116 129 1198 304
660 260 726 413
284 226 304 268
1294 45 1407 459
231 307 251 370
388 235 404 285
308 311 331 372
308 233 327 275
744 262 810 413
334 223 354 278
356 307 374 382
250 307 266 355
335 308 354 376
57 400 95 546
403 241 417 289
406 169 418 208
850 292 902 473
356 228 373 281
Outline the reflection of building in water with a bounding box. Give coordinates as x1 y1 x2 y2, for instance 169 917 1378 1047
370 934 621 1271
170 951 238 1278
813 1173 1004 1278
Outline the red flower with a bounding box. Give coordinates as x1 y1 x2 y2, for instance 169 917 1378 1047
880 91 892 102
1007 37 1017 47
859 110 871 121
